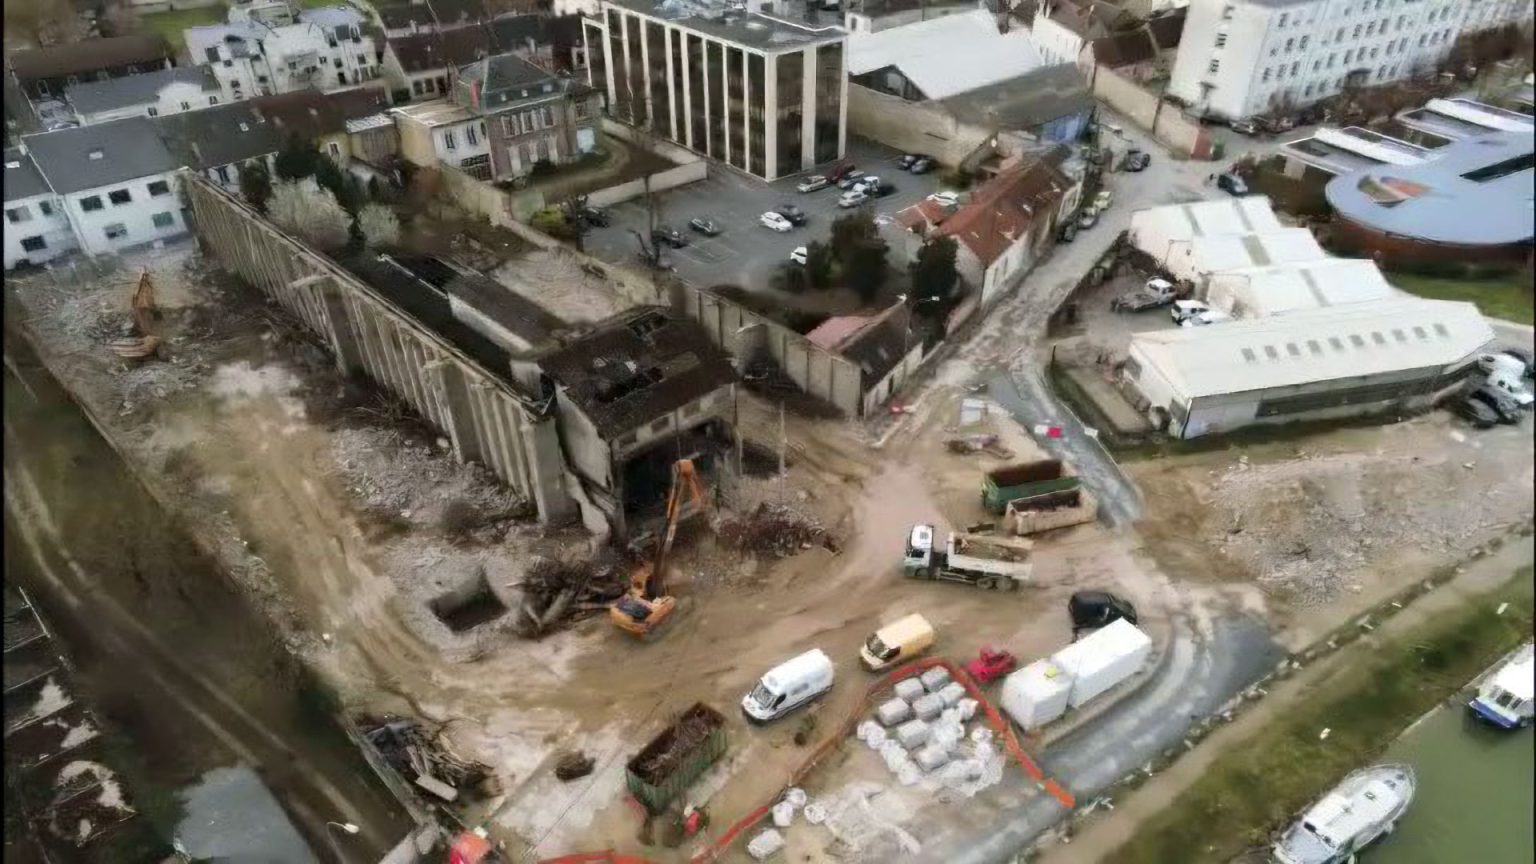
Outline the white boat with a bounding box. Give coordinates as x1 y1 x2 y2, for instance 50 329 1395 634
1272 764 1415 864
1469 642 1535 729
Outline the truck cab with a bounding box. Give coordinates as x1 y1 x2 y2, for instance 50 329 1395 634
902 524 936 574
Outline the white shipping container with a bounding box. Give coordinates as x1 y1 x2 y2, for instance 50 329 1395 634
999 659 1074 731
1052 619 1153 709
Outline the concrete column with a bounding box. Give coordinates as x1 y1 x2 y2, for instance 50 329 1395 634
310 276 365 375
637 14 652 128
721 44 731 166
742 49 752 174
679 29 693 150
838 45 848 157
763 52 778 180
664 26 679 142
701 37 712 157
620 12 634 123
523 416 577 524
801 47 816 171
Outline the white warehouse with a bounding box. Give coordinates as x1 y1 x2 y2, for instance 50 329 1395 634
1124 298 1494 438
1203 257 1396 318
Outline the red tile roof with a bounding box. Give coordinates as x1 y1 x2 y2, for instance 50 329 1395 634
934 151 1073 266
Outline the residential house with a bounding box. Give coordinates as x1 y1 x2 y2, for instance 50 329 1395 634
3 148 75 269
251 87 394 164
63 67 223 126
383 14 588 103
185 6 386 104
153 102 282 191
392 99 494 179
452 53 601 180
20 117 189 258
374 0 540 37
8 34 175 102
227 0 298 27
898 146 1080 306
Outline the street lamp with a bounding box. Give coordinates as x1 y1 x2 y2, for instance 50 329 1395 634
325 822 360 863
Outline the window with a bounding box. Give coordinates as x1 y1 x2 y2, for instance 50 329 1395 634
1365 21 1375 34
1370 46 1378 58
144 180 170 198
575 98 592 119
205 46 220 62
1305 83 1314 95
542 106 555 127
1286 37 1295 51
443 129 457 150
38 201 52 216
108 189 132 205
649 416 669 433
80 195 103 212
1330 52 1337 66
104 223 127 240
210 96 219 105
1300 35 1309 48
147 106 159 116
1354 24 1363 36
5 206 30 223
215 165 231 183
1209 59 1221 74
257 75 268 84
1314 59 1321 70
1263 67 1273 81
152 211 175 229
20 236 45 252
1291 61 1300 74
1278 12 1289 26
1216 33 1228 47
1222 4 1233 18
357 54 366 64
466 125 478 146
1335 27 1345 40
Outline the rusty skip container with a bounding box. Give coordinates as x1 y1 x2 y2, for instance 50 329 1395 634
982 460 1080 514
625 703 728 814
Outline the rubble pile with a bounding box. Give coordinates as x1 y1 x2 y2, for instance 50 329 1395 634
330 426 531 532
361 715 493 803
516 554 627 638
717 503 834 558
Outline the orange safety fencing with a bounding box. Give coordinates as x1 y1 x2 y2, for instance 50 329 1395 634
537 657 1074 864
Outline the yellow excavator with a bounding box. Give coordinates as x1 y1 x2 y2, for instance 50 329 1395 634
610 459 709 639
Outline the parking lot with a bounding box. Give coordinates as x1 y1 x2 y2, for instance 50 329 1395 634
582 137 955 292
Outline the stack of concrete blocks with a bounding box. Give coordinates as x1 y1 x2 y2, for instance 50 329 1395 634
857 669 1009 795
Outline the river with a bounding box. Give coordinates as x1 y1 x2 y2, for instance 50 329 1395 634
3 326 407 862
1373 695 1534 862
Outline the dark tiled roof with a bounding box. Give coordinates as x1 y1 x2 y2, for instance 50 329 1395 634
840 305 914 382
1090 30 1156 67
9 34 173 82
64 66 220 116
444 272 567 347
21 117 179 195
250 88 390 138
940 63 1093 131
388 27 495 73
933 147 1073 266
1146 8 1187 50
3 147 49 201
152 102 281 170
377 0 493 30
537 308 738 438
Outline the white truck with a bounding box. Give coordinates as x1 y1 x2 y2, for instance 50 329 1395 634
902 524 1032 590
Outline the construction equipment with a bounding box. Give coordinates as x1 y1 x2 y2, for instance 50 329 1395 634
107 269 162 360
610 459 708 638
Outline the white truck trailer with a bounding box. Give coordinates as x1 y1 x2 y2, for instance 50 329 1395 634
902 524 1032 590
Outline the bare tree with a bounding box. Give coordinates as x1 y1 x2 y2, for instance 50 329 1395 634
356 203 401 248
269 179 350 250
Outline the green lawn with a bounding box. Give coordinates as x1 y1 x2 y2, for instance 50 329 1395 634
1389 271 1535 325
140 5 226 55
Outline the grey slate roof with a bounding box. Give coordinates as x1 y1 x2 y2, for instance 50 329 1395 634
461 51 555 101
445 271 567 347
940 63 1094 131
8 34 173 82
64 66 220 117
3 148 50 202
20 117 179 195
153 102 282 170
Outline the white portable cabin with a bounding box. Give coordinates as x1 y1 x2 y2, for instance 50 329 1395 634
999 659 1074 731
1050 619 1152 709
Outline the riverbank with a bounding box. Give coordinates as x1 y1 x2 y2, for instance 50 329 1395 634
1099 555 1534 863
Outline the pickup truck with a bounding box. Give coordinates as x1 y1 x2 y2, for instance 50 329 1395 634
1111 278 1177 312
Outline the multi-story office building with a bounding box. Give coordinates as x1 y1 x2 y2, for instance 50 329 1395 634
1169 0 1535 122
583 0 848 180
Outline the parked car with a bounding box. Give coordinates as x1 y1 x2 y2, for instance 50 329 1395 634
1093 189 1113 211
859 613 935 672
1496 346 1535 379
760 211 793 232
689 217 721 236
1058 222 1078 243
776 203 808 225
836 170 867 189
797 175 830 193
1069 591 1139 635
908 156 935 174
870 182 897 198
1470 386 1524 424
855 174 882 192
827 161 857 183
1171 299 1232 327
651 226 687 248
789 246 808 265
838 188 869 208
579 205 610 227
1450 395 1500 429
1125 149 1151 172
741 649 834 724
897 153 922 169
1229 119 1259 135
928 190 960 206
1217 172 1249 195
1077 207 1099 229
1111 277 1177 312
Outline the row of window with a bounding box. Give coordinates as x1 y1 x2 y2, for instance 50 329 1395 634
17 210 179 253
145 95 221 117
442 123 486 151
77 180 172 213
500 105 559 139
5 199 56 223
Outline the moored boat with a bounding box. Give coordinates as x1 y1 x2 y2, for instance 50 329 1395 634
1468 642 1534 730
1272 764 1415 864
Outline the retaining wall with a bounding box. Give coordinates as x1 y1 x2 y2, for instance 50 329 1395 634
185 176 575 524
1090 66 1213 159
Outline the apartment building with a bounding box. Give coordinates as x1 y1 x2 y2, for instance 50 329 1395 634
1168 0 1533 121
584 0 848 180
185 5 385 103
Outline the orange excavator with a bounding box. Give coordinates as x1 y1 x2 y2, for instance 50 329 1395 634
107 269 162 360
609 459 709 639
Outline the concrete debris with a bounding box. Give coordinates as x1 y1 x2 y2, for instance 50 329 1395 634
876 698 912 727
919 667 951 692
554 751 595 781
746 827 786 860
360 715 490 802
893 679 925 702
913 743 950 772
803 802 829 825
771 801 796 828
717 503 834 558
330 426 531 532
936 681 968 708
894 719 930 749
517 555 627 638
911 693 944 722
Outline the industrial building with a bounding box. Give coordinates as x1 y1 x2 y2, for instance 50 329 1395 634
1162 228 1328 287
1124 298 1494 438
583 0 848 180
1203 258 1396 318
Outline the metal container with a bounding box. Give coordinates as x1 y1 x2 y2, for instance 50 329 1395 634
624 703 728 814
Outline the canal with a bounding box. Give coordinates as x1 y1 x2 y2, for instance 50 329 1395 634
3 326 407 862
1374 699 1533 863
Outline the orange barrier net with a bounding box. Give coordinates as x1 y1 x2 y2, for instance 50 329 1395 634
536 657 1074 864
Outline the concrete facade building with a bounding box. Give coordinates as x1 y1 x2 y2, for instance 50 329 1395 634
584 0 849 180
185 6 385 104
3 148 76 270
393 100 494 178
1167 0 1530 122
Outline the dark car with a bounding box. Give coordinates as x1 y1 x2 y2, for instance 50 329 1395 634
909 157 935 174
1470 386 1524 424
689 217 721 236
1217 172 1249 195
579 205 610 227
1125 149 1151 172
1058 222 1078 243
1069 591 1139 635
828 161 857 183
870 182 897 198
1451 395 1500 429
651 226 687 248
1229 119 1259 136
836 170 867 189
776 204 808 225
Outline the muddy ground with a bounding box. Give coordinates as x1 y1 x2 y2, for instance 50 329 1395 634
9 240 1533 862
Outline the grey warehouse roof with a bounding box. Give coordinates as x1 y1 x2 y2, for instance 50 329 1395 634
1325 129 1535 246
940 63 1093 131
64 66 220 116
3 148 50 202
20 117 180 195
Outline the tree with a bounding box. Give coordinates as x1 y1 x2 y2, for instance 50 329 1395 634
3 0 81 47
269 179 350 250
356 203 400 248
313 157 363 214
908 237 960 309
829 212 880 266
844 242 889 303
274 135 322 181
803 241 835 291
238 161 273 213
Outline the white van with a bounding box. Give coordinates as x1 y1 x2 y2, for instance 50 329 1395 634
742 649 835 724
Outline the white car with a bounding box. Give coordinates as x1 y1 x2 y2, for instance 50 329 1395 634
797 175 829 193
760 211 794 232
928 190 960 206
1171 300 1233 327
838 189 869 208
789 246 808 265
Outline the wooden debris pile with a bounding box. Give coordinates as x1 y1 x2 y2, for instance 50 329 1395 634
361 715 493 804
718 503 835 558
516 554 627 638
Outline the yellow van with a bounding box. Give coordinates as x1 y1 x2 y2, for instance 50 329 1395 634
860 613 936 672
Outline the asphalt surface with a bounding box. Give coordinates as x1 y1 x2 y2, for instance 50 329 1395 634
581 137 953 291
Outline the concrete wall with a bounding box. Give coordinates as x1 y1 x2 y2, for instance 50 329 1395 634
1090 65 1213 159
185 175 576 524
861 340 926 416
584 159 707 207
846 84 983 166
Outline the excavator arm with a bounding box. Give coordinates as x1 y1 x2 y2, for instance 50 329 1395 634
612 459 709 638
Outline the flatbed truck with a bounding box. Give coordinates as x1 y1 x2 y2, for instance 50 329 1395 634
902 524 1032 590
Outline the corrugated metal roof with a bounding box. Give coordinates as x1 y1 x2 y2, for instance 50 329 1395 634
1128 196 1284 252
847 10 1042 100
1209 259 1397 318
1129 298 1494 399
1177 228 1326 277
